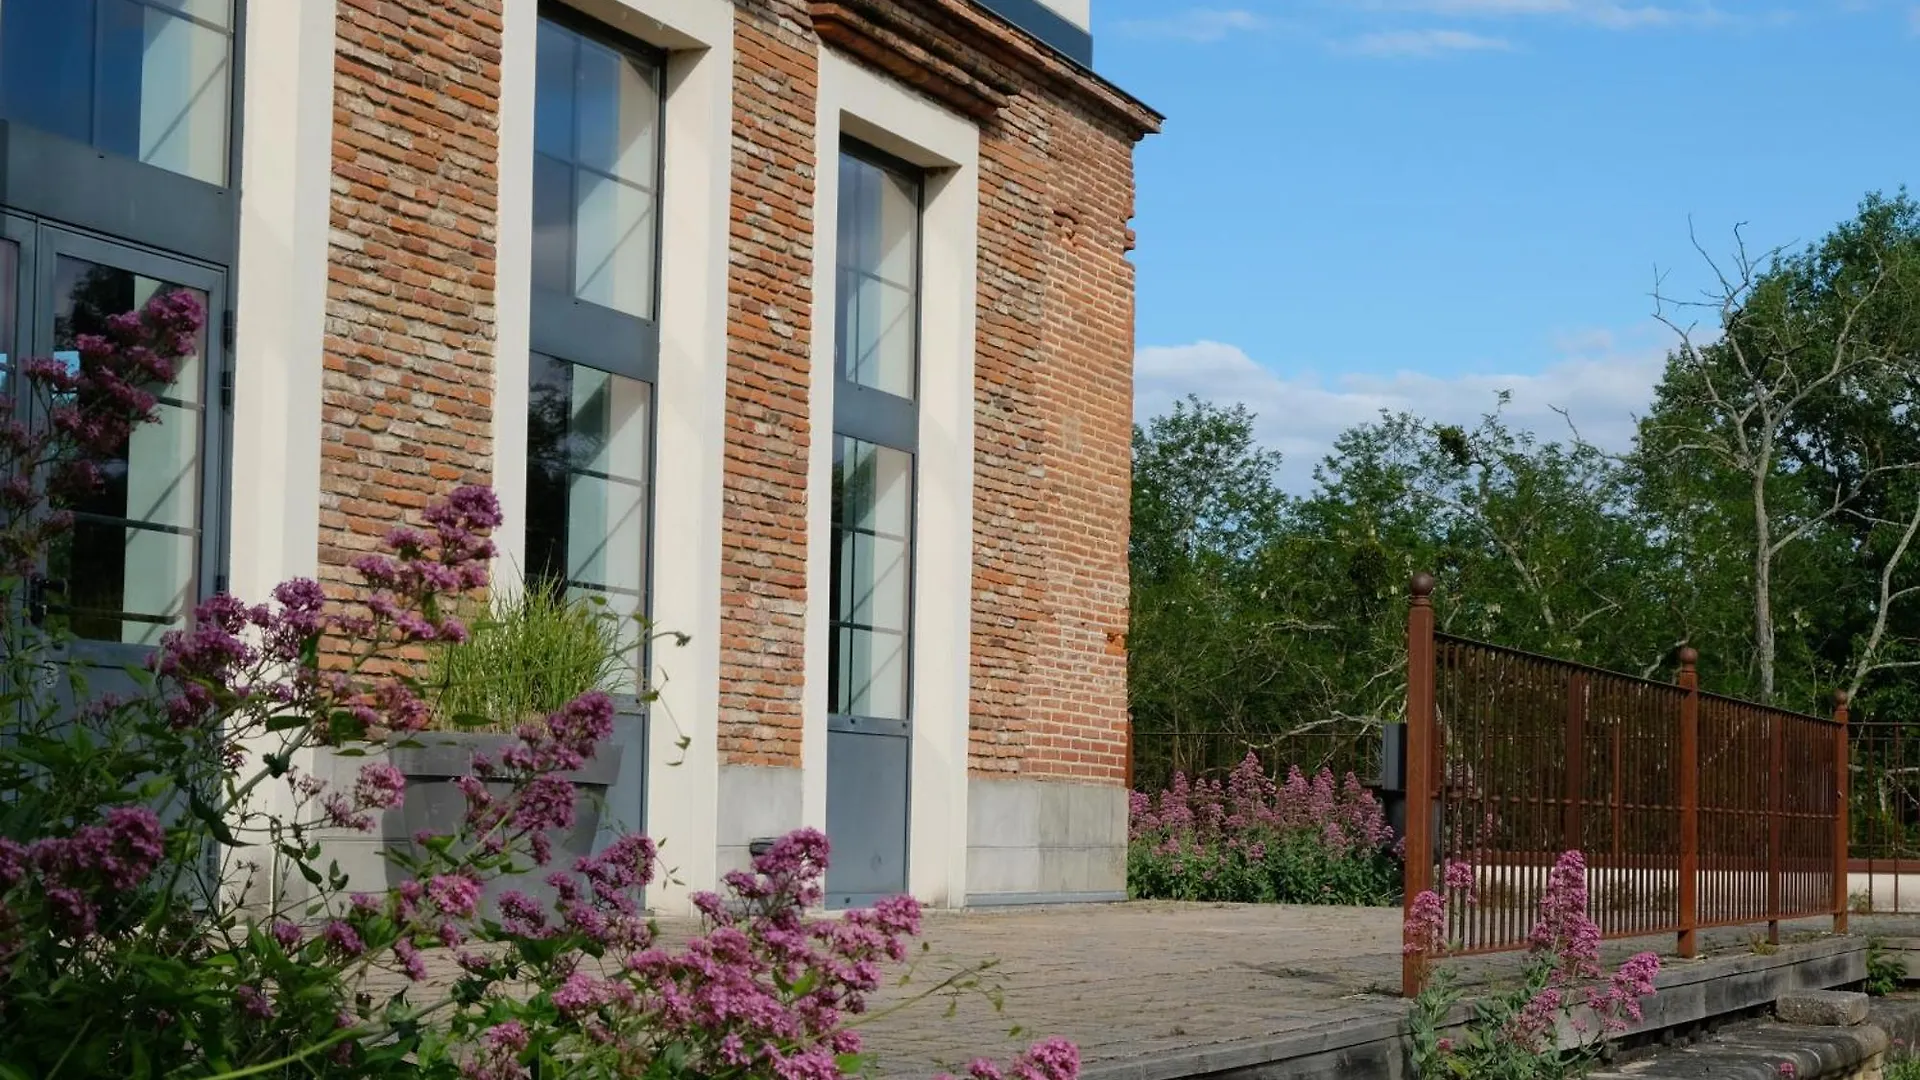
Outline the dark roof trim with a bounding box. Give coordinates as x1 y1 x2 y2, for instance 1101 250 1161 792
969 0 1091 67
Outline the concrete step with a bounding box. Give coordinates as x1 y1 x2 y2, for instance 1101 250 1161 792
1587 1020 1885 1080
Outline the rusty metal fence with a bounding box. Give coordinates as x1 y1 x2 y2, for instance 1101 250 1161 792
1850 720 1920 913
1402 574 1849 996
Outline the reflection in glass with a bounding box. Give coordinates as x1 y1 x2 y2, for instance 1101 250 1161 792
0 0 233 185
835 151 920 400
49 256 207 644
829 438 914 721
527 355 650 693
531 15 661 320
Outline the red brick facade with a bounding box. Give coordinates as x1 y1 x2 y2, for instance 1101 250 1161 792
721 1 1157 778
718 2 821 767
321 0 503 618
320 0 1151 781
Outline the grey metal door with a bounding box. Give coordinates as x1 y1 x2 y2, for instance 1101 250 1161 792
24 224 227 705
823 435 914 908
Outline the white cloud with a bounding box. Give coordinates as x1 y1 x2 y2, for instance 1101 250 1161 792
1343 26 1517 52
1114 8 1273 42
1134 336 1668 492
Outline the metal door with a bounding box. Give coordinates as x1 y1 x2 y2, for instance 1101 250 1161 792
823 436 913 908
24 224 226 704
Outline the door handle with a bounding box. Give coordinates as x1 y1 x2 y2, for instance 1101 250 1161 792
27 576 66 627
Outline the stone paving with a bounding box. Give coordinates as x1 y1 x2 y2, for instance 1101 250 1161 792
849 904 1889 1077
366 901 1915 1078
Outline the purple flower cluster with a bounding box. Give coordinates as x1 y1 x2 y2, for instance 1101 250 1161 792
1408 849 1662 1068
1132 754 1394 857
7 807 166 937
0 291 201 574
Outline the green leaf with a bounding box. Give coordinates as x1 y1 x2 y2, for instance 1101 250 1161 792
189 788 239 846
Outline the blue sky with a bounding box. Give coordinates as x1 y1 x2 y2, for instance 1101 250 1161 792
1094 0 1920 486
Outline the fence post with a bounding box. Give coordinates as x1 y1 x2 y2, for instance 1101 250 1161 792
1767 712 1783 945
1677 648 1700 959
1402 572 1437 998
1835 690 1851 935
1566 673 1588 855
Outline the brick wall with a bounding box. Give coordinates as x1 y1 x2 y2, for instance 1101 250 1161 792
713 1 1154 779
1026 107 1137 783
718 2 819 766
970 93 1140 784
321 0 502 621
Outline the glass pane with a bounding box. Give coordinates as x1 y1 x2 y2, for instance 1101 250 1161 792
839 439 913 536
51 255 207 645
830 438 913 722
147 0 233 28
836 532 908 633
525 354 651 634
129 2 231 184
575 36 658 186
836 151 920 399
534 18 576 160
833 627 906 720
531 153 573 295
0 0 229 185
0 0 96 145
574 171 655 319
841 271 915 400
50 520 196 645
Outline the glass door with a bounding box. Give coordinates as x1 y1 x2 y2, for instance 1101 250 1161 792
25 225 224 686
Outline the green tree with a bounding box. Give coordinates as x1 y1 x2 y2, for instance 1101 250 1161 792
1635 191 1920 709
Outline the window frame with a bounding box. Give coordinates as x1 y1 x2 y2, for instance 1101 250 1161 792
827 139 926 735
831 138 924 455
530 1 667 385
523 4 667 687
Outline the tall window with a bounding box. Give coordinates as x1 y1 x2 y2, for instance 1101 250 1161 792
527 11 662 694
0 0 235 186
829 145 922 728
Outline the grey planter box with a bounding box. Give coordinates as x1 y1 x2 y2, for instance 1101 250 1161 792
314 697 647 914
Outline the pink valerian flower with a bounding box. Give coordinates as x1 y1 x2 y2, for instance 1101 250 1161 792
1586 950 1662 1033
393 937 430 981
1504 985 1565 1052
26 806 167 931
1529 851 1602 983
236 984 275 1020
1442 859 1476 902
270 920 303 950
1403 889 1447 957
321 920 365 958
428 873 484 919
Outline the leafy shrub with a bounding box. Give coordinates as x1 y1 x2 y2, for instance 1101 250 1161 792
427 581 631 731
0 296 1078 1079
1406 852 1661 1080
1867 938 1905 996
1127 752 1399 905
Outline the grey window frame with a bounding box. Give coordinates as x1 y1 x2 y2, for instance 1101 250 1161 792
827 138 925 737
530 1 666 385
525 3 665 675
831 138 923 455
0 0 246 612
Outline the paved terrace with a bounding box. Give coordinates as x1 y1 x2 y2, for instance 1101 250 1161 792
846 904 1904 1077
365 902 1911 1076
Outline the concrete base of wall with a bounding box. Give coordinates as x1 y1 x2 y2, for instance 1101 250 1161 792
966 778 1125 905
717 764 802 883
